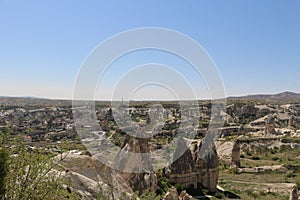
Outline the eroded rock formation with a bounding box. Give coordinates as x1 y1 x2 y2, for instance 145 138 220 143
114 134 157 193
165 137 219 192
163 187 194 200
265 115 276 136
289 185 299 200
55 152 133 199
231 140 241 168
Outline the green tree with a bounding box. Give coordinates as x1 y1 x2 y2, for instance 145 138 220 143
1 134 80 200
0 148 8 198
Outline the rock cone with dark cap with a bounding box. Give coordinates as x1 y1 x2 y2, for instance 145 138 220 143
231 140 241 168
114 134 157 193
166 137 219 191
170 136 195 174
193 140 219 191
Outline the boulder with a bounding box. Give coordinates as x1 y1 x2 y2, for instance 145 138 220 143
163 187 179 200
179 190 194 200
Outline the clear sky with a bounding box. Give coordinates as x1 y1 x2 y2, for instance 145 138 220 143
0 0 299 100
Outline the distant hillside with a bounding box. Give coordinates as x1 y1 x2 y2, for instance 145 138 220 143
1 91 300 107
0 96 71 107
228 91 300 104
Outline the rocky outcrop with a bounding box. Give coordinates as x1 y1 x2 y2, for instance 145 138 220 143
231 140 241 168
114 134 157 193
163 187 194 200
166 137 198 189
238 164 288 174
227 104 258 120
163 187 179 200
289 185 299 200
288 115 297 128
55 152 133 199
265 115 276 136
193 140 219 191
166 137 219 192
216 140 240 168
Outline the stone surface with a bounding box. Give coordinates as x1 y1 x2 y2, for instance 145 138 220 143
193 139 219 191
163 187 194 200
114 134 157 193
238 164 288 173
289 185 299 200
55 152 133 199
265 115 276 136
163 187 179 200
166 137 219 191
179 190 194 200
231 140 241 168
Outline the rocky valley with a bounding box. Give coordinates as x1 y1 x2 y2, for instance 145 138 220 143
0 92 300 200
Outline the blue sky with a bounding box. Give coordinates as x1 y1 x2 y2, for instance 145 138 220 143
0 1 299 99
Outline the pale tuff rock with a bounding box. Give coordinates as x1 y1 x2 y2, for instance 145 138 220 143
163 187 194 200
265 115 276 136
238 164 288 173
289 185 299 200
193 140 219 191
55 152 133 199
231 140 241 168
216 140 240 169
166 137 219 191
163 187 179 200
114 135 157 193
179 190 194 200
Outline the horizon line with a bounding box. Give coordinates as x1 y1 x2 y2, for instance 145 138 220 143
0 90 299 102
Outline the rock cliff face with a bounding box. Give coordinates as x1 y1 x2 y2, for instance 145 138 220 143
165 137 219 191
227 104 259 120
114 135 157 193
231 140 241 168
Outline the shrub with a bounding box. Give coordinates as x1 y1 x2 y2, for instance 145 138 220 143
259 191 267 196
158 177 171 192
174 183 183 193
271 149 277 154
229 167 239 174
246 150 252 156
251 156 260 160
155 188 163 196
214 191 224 199
0 148 9 198
285 171 295 178
139 190 160 200
296 177 300 190
272 157 279 161
1 135 81 200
